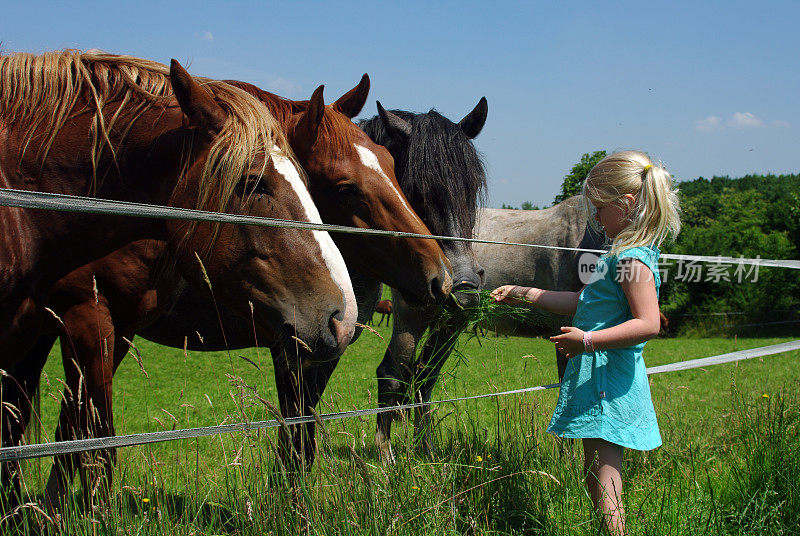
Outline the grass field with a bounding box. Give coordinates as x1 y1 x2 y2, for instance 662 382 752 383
5 319 800 534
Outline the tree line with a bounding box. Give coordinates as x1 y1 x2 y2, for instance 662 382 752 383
661 171 800 333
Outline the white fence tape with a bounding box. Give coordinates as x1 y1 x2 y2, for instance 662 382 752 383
1 188 799 269
644 339 800 374
2 339 798 463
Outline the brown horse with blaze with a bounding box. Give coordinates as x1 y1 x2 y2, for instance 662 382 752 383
0 50 356 503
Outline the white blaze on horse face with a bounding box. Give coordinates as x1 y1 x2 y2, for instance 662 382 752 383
270 149 357 333
354 144 423 225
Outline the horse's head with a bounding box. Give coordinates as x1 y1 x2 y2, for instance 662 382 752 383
166 61 356 358
277 76 452 306
362 99 489 308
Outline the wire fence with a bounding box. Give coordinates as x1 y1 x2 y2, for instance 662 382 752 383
0 187 798 463
1 188 799 269
1 339 798 462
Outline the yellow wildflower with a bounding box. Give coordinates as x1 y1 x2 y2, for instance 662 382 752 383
142 498 150 504
476 455 483 462
762 393 770 399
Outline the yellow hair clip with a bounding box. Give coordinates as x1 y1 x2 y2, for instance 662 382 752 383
643 164 653 173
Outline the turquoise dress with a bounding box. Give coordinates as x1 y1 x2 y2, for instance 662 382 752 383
547 246 662 451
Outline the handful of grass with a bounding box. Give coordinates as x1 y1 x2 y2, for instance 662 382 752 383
428 289 551 336
417 290 552 372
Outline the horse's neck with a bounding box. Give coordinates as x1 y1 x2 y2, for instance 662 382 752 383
0 126 44 290
0 103 187 295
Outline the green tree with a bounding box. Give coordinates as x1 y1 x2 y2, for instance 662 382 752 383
501 201 539 210
661 174 800 334
553 150 607 205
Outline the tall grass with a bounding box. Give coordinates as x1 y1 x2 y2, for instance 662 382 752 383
3 298 798 536
3 382 799 535
722 392 800 533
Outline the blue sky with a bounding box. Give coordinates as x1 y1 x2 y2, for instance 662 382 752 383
3 1 798 207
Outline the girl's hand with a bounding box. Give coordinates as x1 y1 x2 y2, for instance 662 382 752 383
549 326 585 359
490 285 526 305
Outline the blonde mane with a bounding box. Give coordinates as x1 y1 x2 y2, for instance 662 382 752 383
0 49 300 214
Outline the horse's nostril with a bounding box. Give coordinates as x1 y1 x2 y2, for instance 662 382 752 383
430 277 442 297
328 310 340 337
328 310 349 350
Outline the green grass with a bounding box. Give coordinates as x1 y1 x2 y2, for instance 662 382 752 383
5 318 800 534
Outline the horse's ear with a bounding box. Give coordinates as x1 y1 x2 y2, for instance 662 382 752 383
332 73 370 118
458 97 488 139
291 84 325 159
169 59 226 134
377 101 411 141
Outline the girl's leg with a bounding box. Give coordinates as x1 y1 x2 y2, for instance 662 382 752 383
582 438 625 535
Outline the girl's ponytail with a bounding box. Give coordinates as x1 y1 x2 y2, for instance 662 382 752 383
637 162 681 249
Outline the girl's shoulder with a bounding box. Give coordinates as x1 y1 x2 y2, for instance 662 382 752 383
614 245 661 286
617 245 660 263
599 245 660 265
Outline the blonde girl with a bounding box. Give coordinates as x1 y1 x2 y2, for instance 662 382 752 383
492 150 680 534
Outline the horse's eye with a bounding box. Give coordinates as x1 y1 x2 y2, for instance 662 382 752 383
337 183 359 197
235 175 271 197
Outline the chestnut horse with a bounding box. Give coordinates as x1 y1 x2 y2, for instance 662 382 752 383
371 300 394 326
7 74 452 507
0 51 357 502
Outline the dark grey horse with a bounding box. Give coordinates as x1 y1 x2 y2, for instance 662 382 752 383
371 196 604 462
356 101 489 463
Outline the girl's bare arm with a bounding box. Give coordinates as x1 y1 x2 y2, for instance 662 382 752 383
491 285 581 316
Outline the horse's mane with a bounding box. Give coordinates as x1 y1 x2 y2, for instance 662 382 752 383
0 50 298 214
360 109 487 237
226 81 358 158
